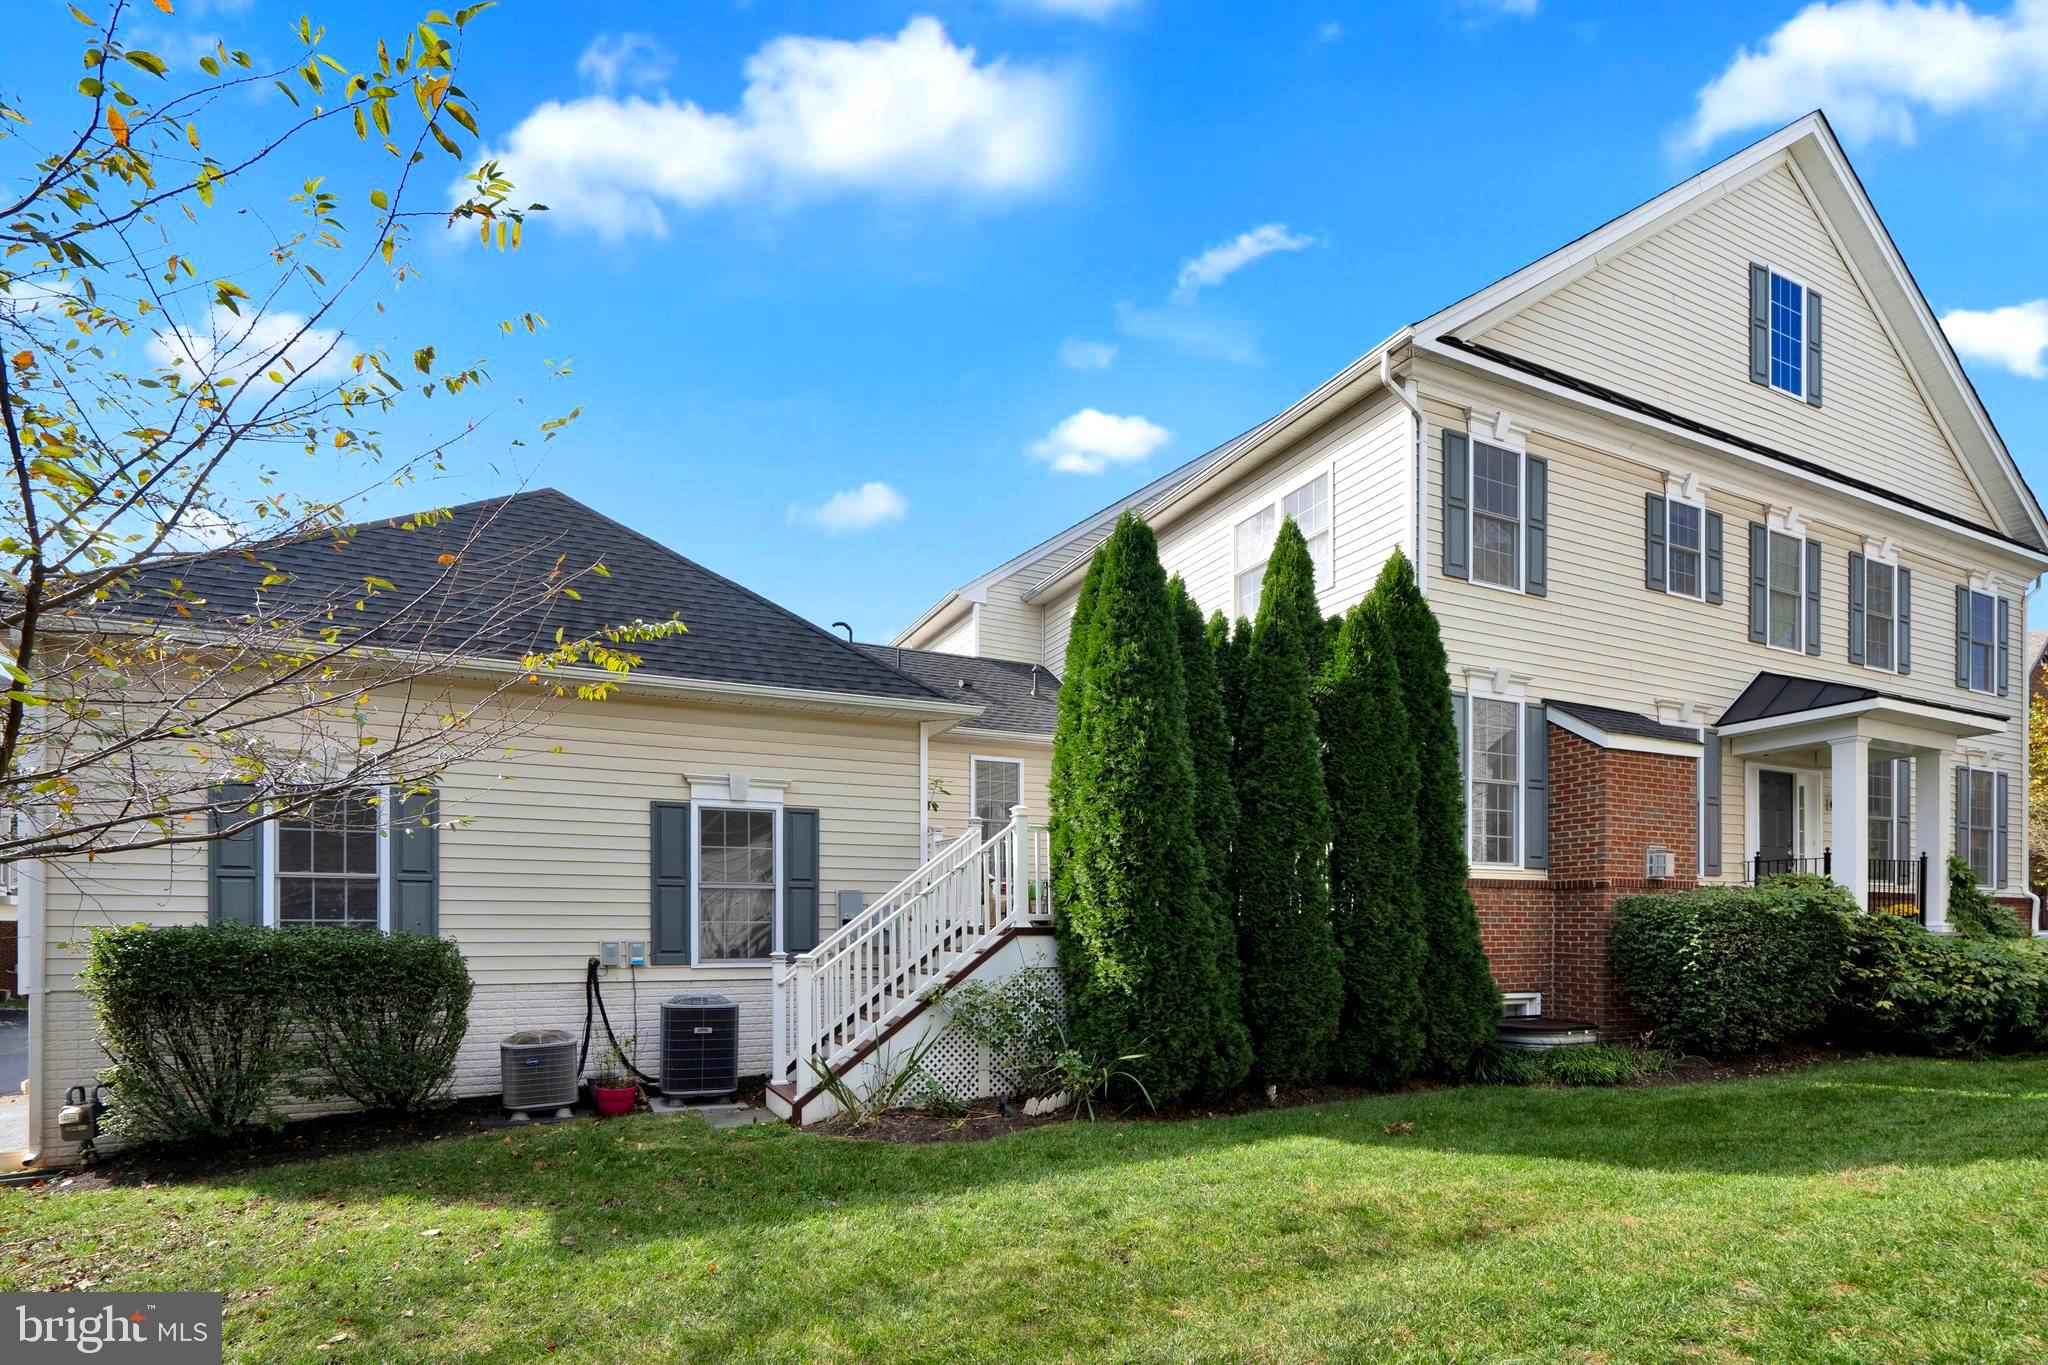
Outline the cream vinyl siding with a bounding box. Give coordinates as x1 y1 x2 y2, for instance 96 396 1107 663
1479 163 1992 526
927 610 977 656
37 691 926 989
1034 394 1410 656
1416 372 2030 889
974 579 1045 664
926 734 1052 839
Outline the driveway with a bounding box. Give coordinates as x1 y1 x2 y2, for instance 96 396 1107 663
0 1010 24 1154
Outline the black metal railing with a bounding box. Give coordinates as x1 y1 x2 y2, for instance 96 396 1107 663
1868 853 1928 924
1750 849 1830 883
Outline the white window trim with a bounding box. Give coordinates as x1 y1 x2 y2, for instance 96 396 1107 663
689 800 784 967
260 786 392 931
1742 763 1823 868
1962 586 2000 696
1229 464 1337 619
1762 262 1812 402
1867 754 1912 866
1762 516 1809 657
1858 539 1902 675
1463 674 1526 871
1958 762 1999 892
970 754 1025 839
1662 475 1707 602
1465 427 1527 596
1502 991 1543 1018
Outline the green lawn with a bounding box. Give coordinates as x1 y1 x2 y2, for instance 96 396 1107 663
7 1057 2048 1362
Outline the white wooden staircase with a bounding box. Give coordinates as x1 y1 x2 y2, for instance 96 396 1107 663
766 806 1052 1125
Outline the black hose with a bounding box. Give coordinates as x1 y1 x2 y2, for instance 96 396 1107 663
578 958 660 1086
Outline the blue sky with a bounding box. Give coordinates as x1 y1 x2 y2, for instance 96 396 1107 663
18 0 2048 637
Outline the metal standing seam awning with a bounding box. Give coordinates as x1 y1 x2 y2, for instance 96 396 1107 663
1714 671 2007 746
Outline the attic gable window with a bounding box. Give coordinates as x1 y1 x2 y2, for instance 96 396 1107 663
1749 262 1822 406
1769 272 1805 397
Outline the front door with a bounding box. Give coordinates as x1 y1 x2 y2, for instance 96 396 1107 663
1757 769 1796 874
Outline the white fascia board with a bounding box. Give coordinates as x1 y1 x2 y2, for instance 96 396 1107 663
1717 697 2006 741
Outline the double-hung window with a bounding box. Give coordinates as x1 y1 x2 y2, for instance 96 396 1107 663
1666 499 1704 599
1960 766 1997 887
1470 442 1522 590
1468 696 1521 868
1867 757 1911 866
273 789 385 930
1766 530 1805 651
698 807 776 962
1863 559 1897 671
1964 589 1998 694
1768 270 1806 399
1233 471 1332 619
971 756 1022 842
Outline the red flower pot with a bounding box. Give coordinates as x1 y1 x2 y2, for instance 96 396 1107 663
592 1084 637 1117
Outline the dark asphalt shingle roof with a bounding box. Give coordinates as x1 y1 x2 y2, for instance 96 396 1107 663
1716 670 2005 727
1544 699 1701 746
103 489 951 705
855 644 1059 736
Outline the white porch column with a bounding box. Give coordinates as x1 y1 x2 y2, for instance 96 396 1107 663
1915 745 1953 930
1829 735 1871 909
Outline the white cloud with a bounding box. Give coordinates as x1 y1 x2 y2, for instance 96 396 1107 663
576 32 676 91
1678 0 2048 153
477 17 1077 239
1314 20 1345 42
146 306 351 387
1115 301 1264 366
1172 223 1315 302
791 481 909 531
1057 337 1117 370
1029 408 1170 475
1942 299 2048 377
1012 0 1142 18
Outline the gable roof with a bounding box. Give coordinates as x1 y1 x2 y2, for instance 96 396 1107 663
102 489 965 711
855 644 1059 736
901 113 2048 636
1416 111 2047 553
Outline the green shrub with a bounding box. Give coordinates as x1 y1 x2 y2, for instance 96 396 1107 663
1836 915 2048 1056
1463 1041 1665 1087
81 924 303 1145
1611 876 1854 1054
291 927 473 1113
1232 518 1342 1085
1375 549 1501 1072
1944 855 2022 939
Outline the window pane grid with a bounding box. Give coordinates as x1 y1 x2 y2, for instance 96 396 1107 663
700 808 775 961
277 789 381 931
1470 443 1521 589
973 759 1022 839
1668 500 1703 598
1767 531 1801 650
1469 698 1520 866
1865 561 1894 670
1769 271 1804 396
1967 590 1996 693
1966 769 1996 886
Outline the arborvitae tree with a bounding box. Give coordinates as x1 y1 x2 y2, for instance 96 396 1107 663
1209 609 1250 772
1232 519 1343 1085
1319 596 1427 1085
1170 577 1253 1093
1374 549 1502 1072
1047 550 1108 915
1050 514 1249 1104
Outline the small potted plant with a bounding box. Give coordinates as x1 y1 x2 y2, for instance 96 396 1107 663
590 1039 639 1117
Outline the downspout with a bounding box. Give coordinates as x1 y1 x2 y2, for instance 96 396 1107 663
17 731 45 1167
1381 349 1427 593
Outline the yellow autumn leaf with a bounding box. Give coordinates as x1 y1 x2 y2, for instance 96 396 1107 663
10 350 31 370
437 553 457 565
154 0 174 11
106 108 129 147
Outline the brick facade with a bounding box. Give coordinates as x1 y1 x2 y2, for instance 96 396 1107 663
1470 724 1701 1036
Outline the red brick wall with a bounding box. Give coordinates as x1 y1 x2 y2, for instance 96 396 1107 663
1465 725 1702 1036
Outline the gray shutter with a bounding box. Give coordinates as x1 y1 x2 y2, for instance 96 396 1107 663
1803 538 1821 655
1748 263 1771 386
1747 522 1768 643
1847 551 1866 666
1523 704 1547 870
783 806 821 955
1644 493 1667 592
1452 690 1469 859
1524 456 1548 597
207 783 263 927
1996 771 2010 888
1953 768 1968 870
1700 729 1722 877
1954 585 1972 687
1705 511 1724 605
1805 291 1823 407
1897 567 1912 674
387 789 439 936
1441 431 1470 581
1997 596 2011 697
650 801 691 964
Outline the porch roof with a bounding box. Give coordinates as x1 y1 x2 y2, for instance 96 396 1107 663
1545 699 1701 752
1716 671 2006 739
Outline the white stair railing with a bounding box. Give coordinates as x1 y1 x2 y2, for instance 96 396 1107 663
772 805 1052 1087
